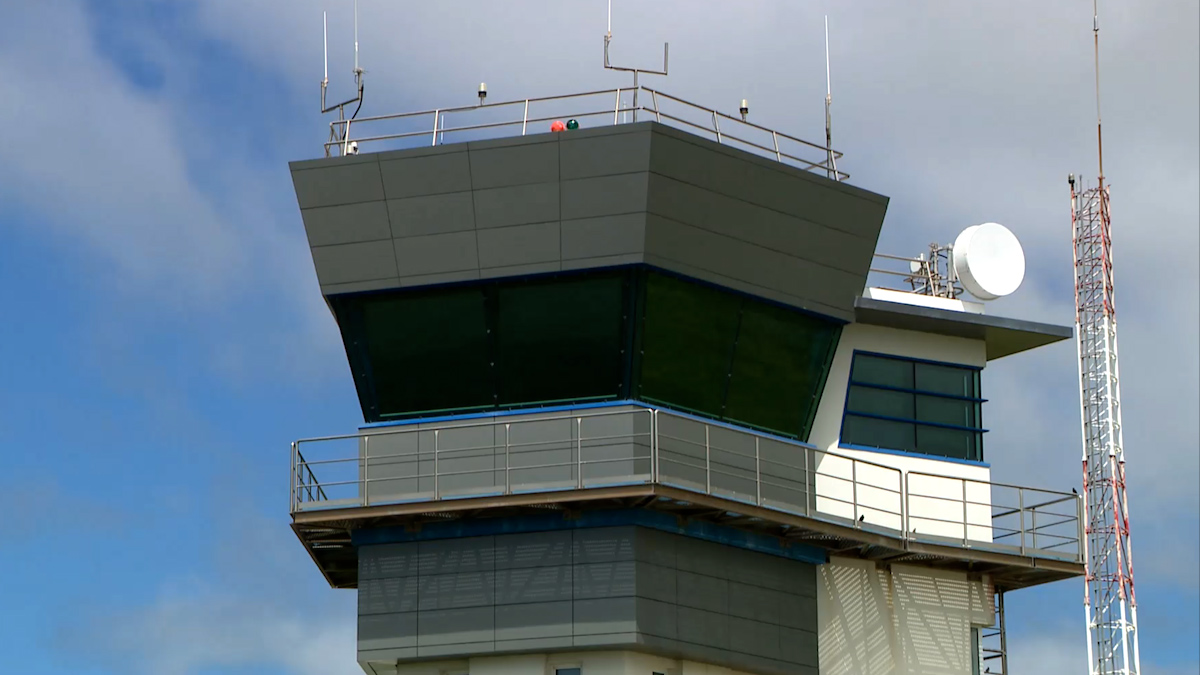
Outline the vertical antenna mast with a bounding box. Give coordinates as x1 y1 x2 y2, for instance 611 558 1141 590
824 15 838 181
1072 1 1141 673
319 1 366 157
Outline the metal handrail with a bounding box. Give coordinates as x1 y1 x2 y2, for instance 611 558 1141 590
289 406 1082 562
321 85 849 180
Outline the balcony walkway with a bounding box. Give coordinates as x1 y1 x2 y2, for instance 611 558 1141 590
291 406 1083 590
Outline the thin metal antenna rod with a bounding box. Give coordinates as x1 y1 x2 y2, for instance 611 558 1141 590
824 15 838 181
324 12 329 83
603 0 668 124
354 0 360 74
1093 0 1104 182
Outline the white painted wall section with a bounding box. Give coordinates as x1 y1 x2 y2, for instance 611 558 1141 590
808 323 993 541
816 557 994 675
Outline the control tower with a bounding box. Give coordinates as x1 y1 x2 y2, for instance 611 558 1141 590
288 86 1083 675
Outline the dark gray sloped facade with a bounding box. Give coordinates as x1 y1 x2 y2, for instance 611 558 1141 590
289 121 889 322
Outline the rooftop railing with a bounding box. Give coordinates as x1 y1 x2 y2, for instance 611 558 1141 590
290 406 1081 564
324 86 848 180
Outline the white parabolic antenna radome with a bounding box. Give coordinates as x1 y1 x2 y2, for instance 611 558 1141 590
951 222 1026 300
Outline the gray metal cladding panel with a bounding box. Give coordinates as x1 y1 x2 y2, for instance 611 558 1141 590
560 213 647 261
379 150 472 199
644 172 876 276
559 129 653 180
293 161 385 209
393 231 479 277
469 142 559 189
387 191 476 237
647 127 888 237
472 182 559 230
310 240 398 286
572 560 637 599
494 530 572 569
475 222 561 269
643 213 862 318
301 200 392 247
357 526 818 672
494 601 574 641
416 537 497 575
494 565 574 605
560 172 649 221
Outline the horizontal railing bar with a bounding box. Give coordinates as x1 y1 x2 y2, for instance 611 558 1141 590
330 87 629 126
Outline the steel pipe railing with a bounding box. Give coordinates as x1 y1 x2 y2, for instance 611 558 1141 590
320 86 849 180
289 406 1082 563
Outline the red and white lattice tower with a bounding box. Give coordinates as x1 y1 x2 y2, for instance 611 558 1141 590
1071 3 1141 674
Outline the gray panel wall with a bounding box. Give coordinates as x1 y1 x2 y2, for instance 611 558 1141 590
357 526 819 675
290 122 888 322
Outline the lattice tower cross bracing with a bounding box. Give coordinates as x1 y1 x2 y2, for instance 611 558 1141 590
1071 180 1141 675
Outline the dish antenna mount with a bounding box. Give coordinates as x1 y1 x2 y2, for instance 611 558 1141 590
603 0 668 123
321 0 366 156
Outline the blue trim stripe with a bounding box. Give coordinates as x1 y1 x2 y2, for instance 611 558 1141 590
838 442 991 468
351 508 828 565
847 380 987 404
842 411 989 434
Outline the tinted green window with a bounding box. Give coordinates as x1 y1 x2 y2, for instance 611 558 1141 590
842 353 984 461
724 301 840 436
636 271 841 439
496 275 625 405
638 273 742 416
362 287 492 415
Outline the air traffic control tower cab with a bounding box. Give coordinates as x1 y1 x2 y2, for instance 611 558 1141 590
287 76 1082 675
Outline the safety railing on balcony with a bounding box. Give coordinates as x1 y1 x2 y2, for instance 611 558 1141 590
290 406 1081 563
323 86 848 180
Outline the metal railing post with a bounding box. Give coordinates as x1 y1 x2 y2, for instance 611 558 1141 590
805 448 812 516
505 423 511 495
576 417 583 489
705 425 711 494
521 100 529 136
651 409 658 483
712 112 722 144
651 90 661 122
851 460 859 525
434 429 440 499
290 441 297 512
755 437 761 506
902 471 910 540
962 479 969 545
1018 488 1026 555
431 110 440 147
362 435 370 507
613 89 621 125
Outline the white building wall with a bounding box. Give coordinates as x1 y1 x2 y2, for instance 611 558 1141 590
809 323 993 541
381 651 761 675
816 557 994 675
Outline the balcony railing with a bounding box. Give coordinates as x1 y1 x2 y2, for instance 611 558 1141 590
324 86 848 180
291 406 1081 563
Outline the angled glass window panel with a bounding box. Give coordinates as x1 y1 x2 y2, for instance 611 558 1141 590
915 424 979 461
638 272 742 417
851 354 914 389
495 273 626 405
846 385 915 420
362 287 492 416
724 301 840 437
915 395 978 429
915 362 979 398
842 414 917 453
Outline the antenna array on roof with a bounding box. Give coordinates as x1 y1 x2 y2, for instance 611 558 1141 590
321 0 365 156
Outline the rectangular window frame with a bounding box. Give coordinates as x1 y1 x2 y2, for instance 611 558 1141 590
840 350 986 462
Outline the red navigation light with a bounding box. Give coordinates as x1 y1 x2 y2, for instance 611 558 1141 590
550 120 566 132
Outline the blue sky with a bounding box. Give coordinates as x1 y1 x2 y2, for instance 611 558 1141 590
0 2 1195 674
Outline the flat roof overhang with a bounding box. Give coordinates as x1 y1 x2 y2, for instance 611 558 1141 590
292 484 1084 593
854 296 1074 360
